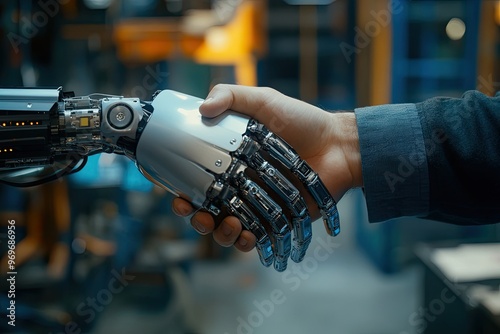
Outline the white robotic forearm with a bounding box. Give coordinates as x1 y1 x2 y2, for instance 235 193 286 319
0 87 340 271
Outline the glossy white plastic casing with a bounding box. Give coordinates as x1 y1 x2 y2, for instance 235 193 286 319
135 90 250 206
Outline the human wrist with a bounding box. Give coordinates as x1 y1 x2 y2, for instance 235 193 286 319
335 112 363 189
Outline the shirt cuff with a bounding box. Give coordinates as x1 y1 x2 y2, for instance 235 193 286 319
354 103 429 222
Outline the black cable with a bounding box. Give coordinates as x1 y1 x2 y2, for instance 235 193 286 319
67 156 88 175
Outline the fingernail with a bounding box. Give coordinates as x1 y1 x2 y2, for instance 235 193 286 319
222 224 233 236
173 206 186 216
202 97 214 105
193 220 206 233
172 206 181 216
179 205 191 216
174 205 190 217
238 238 248 247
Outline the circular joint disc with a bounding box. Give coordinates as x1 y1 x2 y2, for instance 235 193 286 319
108 103 133 129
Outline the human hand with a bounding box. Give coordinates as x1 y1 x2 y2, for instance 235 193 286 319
172 84 362 264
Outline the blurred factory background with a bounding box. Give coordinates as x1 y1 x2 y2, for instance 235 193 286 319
0 0 499 333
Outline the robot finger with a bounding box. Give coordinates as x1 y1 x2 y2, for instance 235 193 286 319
291 161 340 236
225 195 274 267
247 120 340 237
233 172 291 272
244 151 312 263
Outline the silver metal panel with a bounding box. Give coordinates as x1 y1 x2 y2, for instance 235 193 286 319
141 90 250 175
152 90 250 151
136 144 215 206
0 88 60 101
0 88 61 112
136 90 251 204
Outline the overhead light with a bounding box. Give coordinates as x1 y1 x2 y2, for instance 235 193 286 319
446 18 466 41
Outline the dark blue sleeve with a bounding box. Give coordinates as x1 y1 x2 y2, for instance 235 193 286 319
354 103 429 223
415 90 500 225
355 91 500 225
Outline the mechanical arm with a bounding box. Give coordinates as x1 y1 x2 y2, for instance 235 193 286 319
0 87 340 272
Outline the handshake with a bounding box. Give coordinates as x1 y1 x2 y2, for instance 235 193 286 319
169 84 361 271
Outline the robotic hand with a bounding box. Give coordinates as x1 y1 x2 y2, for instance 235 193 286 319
0 87 340 271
